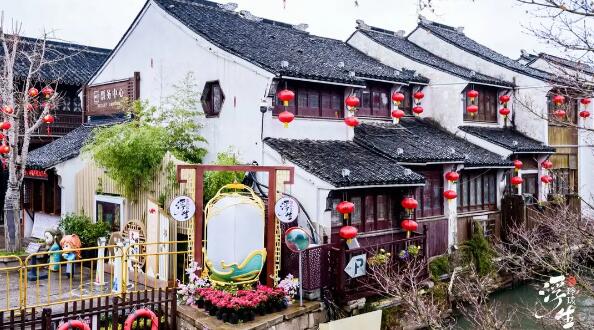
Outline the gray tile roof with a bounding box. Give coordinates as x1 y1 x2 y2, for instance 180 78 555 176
534 53 594 75
27 117 127 169
355 119 513 167
459 126 555 153
359 29 514 87
0 35 111 86
264 138 425 187
417 20 554 82
154 0 428 85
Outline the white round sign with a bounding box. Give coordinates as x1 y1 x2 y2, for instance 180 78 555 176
275 197 299 224
169 196 196 222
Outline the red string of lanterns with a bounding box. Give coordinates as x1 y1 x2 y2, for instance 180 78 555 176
580 98 591 119
499 94 511 125
401 197 418 238
412 90 424 116
344 94 361 127
391 91 405 124
552 94 566 120
466 89 479 117
277 89 295 128
541 159 554 188
336 201 358 243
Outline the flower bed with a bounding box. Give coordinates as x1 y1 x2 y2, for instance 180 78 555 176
177 262 296 324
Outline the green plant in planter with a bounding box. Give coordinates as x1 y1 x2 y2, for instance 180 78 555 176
203 151 244 203
59 213 111 247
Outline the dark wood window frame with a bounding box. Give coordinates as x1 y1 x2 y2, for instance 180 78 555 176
458 170 497 212
355 83 391 119
463 85 499 123
414 170 444 218
274 81 344 119
201 80 225 117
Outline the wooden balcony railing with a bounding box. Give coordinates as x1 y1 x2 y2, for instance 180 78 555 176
26 112 84 137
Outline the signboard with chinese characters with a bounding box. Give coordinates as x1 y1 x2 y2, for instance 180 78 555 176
85 73 139 116
274 196 299 224
169 195 196 222
24 169 48 180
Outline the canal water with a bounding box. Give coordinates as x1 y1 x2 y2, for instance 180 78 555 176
454 282 594 329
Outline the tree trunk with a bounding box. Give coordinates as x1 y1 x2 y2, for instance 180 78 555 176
3 182 21 252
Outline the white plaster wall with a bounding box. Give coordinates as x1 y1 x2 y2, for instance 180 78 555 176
578 121 594 216
54 156 87 215
408 28 550 144
529 58 593 83
89 3 359 166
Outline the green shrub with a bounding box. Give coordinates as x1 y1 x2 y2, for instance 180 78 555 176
461 222 495 276
59 213 111 247
203 151 244 203
429 255 451 281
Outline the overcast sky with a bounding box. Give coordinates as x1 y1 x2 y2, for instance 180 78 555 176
0 0 559 59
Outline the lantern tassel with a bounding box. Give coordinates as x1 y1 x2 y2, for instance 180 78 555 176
47 126 51 136
406 230 410 239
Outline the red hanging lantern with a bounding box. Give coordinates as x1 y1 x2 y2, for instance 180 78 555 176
401 219 418 232
339 225 358 240
466 105 479 116
0 144 10 155
2 105 13 115
392 92 405 106
412 106 424 116
542 159 553 169
541 175 553 184
443 190 457 200
553 109 566 119
499 108 510 117
499 94 510 105
467 89 479 102
513 159 523 170
41 86 54 98
445 171 459 183
401 197 418 212
413 91 424 101
581 98 591 106
345 95 360 111
277 89 295 107
0 133 4 140
42 114 55 124
391 109 405 124
336 201 355 220
552 94 565 105
511 176 523 185
278 110 294 128
26 103 34 112
1 121 11 130
579 110 591 118
344 116 360 127
28 87 39 98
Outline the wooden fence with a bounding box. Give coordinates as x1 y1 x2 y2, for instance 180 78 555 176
0 287 177 330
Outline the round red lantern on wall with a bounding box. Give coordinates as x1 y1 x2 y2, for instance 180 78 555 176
339 225 358 240
1 121 11 130
2 105 13 115
443 190 457 200
552 94 565 105
511 176 524 185
391 109 405 124
513 159 523 170
0 144 10 155
28 87 39 98
542 160 553 169
401 219 418 232
344 116 360 127
401 197 418 211
41 86 54 98
277 89 295 106
541 175 553 184
42 114 55 124
445 171 459 183
581 98 591 106
580 110 591 118
466 105 479 115
336 201 355 219
345 95 360 110
392 92 405 106
499 108 510 117
413 91 425 101
412 106 424 116
553 109 566 119
278 110 294 128
467 89 479 102
499 94 510 105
